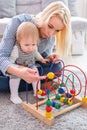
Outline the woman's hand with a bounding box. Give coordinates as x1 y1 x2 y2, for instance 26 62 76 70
19 67 46 83
47 54 59 62
7 66 46 84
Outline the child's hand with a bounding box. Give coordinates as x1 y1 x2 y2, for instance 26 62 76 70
39 58 50 64
47 54 59 62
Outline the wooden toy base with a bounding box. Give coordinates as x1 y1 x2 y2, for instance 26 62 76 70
22 96 87 126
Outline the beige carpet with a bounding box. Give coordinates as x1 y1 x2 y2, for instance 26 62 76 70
0 69 87 130
0 89 87 130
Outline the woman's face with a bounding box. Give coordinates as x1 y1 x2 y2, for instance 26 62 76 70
39 15 64 38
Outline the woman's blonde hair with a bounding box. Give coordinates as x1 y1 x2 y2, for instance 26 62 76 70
35 1 72 57
16 22 39 44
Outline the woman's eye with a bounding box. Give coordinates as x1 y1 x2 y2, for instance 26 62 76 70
56 30 60 32
48 24 53 29
48 24 60 32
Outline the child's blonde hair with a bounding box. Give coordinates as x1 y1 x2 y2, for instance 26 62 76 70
16 22 39 44
35 1 71 57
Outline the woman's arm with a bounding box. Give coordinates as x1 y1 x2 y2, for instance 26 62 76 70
0 15 46 83
0 14 34 74
0 16 21 75
7 66 46 83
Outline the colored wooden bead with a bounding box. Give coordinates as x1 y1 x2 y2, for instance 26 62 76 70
55 94 61 100
37 89 42 95
55 102 61 109
52 101 56 107
46 111 52 118
66 93 72 98
47 72 55 79
46 106 52 112
60 83 65 87
46 99 52 106
60 97 65 103
47 86 51 90
67 98 73 105
70 89 76 95
50 86 56 91
63 98 67 103
41 90 46 96
46 89 50 95
82 97 87 103
58 87 66 94
52 82 59 88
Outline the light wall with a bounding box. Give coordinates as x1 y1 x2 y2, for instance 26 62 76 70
77 0 87 18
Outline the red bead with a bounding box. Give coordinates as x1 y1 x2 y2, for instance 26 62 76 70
46 106 52 112
47 86 51 90
70 89 76 95
41 90 46 96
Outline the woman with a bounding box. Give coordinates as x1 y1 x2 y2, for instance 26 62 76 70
0 1 71 84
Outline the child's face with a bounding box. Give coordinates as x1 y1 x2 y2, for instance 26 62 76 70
19 37 37 53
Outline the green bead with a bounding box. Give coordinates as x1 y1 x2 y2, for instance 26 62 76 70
46 99 52 106
63 98 67 103
55 102 61 109
60 83 65 87
55 94 61 100
52 82 59 88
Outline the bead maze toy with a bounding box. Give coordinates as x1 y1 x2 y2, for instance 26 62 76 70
22 60 87 126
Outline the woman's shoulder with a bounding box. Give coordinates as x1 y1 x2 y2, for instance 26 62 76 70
12 13 35 23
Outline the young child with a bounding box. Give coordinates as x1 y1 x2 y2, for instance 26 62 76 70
9 22 49 104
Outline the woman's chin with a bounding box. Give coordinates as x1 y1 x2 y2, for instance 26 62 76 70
40 33 49 38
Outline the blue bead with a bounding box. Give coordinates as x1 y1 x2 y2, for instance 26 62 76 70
66 93 72 98
46 89 50 94
52 101 56 107
58 87 66 94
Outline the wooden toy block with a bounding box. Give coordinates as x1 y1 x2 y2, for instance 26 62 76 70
22 95 87 126
22 62 87 126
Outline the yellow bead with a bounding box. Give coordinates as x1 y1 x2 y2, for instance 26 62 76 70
60 97 65 103
67 98 73 105
37 89 42 95
82 97 87 103
46 111 52 118
47 72 55 79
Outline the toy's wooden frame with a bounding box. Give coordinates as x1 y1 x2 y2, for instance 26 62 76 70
22 95 87 126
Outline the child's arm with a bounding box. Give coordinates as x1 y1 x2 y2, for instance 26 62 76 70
34 50 50 64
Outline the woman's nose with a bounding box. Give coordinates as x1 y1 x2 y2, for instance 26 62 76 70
48 30 55 36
